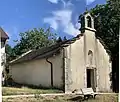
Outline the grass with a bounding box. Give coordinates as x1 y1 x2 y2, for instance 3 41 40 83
2 94 118 102
2 86 63 96
2 87 118 102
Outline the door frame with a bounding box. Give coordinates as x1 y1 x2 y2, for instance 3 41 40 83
86 67 97 91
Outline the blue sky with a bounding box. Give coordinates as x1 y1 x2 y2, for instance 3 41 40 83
0 0 106 47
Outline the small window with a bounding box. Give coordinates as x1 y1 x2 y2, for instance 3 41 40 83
88 50 93 65
88 50 93 55
86 16 92 28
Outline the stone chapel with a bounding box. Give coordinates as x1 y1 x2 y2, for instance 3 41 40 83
10 12 112 93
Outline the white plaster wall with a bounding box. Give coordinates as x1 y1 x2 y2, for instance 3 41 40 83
1 47 5 71
10 59 51 87
10 53 63 88
67 36 85 91
84 30 111 91
1 47 5 54
84 30 111 92
66 30 111 92
97 39 112 92
50 52 63 88
84 30 96 66
81 30 97 91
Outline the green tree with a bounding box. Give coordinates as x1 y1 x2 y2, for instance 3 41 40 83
5 44 14 83
63 36 67 41
56 37 62 43
12 28 57 58
89 0 119 92
5 44 15 62
90 1 119 53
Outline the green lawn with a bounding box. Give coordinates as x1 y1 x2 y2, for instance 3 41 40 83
2 94 118 102
2 87 118 102
2 87 63 96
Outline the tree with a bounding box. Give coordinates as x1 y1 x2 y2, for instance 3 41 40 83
5 44 16 62
89 0 119 92
12 28 57 58
63 36 67 41
56 37 62 43
90 2 119 53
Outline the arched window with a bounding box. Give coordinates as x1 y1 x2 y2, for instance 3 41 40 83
86 16 92 28
88 50 93 65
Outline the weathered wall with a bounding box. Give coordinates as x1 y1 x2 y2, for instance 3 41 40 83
1 46 5 54
64 36 85 92
1 46 5 71
10 53 63 89
82 30 111 92
83 30 97 90
50 52 64 89
84 30 96 67
10 59 51 87
65 29 111 92
96 39 112 92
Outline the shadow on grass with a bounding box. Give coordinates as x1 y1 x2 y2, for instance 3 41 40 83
68 96 83 102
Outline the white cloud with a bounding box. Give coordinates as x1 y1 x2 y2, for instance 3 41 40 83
47 0 73 7
75 22 81 29
48 0 59 4
53 10 79 36
76 0 95 5
60 0 65 7
52 10 72 25
48 0 95 6
60 0 73 8
44 17 58 30
44 9 79 36
64 22 79 36
86 0 95 5
45 0 80 36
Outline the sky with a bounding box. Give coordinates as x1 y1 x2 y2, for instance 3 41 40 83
0 0 106 47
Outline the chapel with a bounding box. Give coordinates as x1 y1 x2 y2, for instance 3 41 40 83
10 12 112 93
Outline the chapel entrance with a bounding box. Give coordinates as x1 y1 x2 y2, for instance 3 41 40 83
87 69 96 91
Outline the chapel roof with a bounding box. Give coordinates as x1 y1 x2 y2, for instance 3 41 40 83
0 27 9 40
10 32 111 65
10 34 83 64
